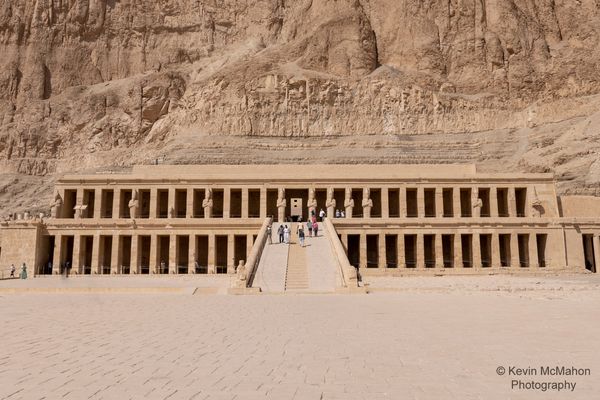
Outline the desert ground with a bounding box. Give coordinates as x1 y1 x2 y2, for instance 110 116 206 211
1 275 599 400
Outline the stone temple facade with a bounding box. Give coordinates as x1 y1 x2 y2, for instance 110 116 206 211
1 165 599 287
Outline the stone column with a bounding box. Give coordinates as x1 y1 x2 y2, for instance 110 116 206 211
491 188 499 218
149 188 158 219
594 235 600 273
112 188 121 219
397 234 406 268
188 235 196 274
169 234 177 274
130 235 139 274
94 188 103 218
472 233 481 268
111 235 120 274
435 187 444 217
453 233 462 269
435 234 443 268
359 233 367 269
242 188 249 219
416 187 425 218
510 233 520 268
529 233 538 268
71 234 81 275
52 234 62 275
344 188 354 218
149 235 157 274
75 189 84 218
208 234 216 274
187 188 194 218
326 188 336 219
508 187 517 217
491 233 501 268
378 233 386 269
91 234 101 274
416 233 424 269
381 188 389 219
260 187 267 219
224 188 231 218
453 187 461 218
472 188 480 218
227 235 235 273
168 188 176 218
400 187 407 218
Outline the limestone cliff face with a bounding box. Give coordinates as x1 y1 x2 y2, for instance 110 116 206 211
1 0 600 214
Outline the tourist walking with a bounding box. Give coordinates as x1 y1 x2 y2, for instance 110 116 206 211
278 224 284 243
319 208 326 221
298 226 305 247
20 263 27 279
267 224 272 245
313 221 319 237
335 209 341 218
307 220 313 237
10 264 15 278
341 210 345 218
283 225 290 244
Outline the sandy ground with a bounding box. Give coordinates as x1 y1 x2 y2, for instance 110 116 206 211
0 275 599 399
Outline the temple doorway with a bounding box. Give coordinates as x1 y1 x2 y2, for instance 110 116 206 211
285 189 308 221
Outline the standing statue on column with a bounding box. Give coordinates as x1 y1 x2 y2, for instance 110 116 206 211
530 187 544 217
326 188 336 218
50 191 63 218
472 197 483 218
203 188 213 218
307 188 317 219
362 188 373 218
128 189 139 219
276 188 286 223
344 188 354 218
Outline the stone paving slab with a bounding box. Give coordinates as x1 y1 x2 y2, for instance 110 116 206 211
0 286 599 399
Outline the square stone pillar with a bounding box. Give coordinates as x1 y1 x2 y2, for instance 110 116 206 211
112 189 121 219
188 235 196 274
93 189 103 219
111 235 120 274
416 233 425 269
260 187 267 219
71 234 81 275
510 233 520 268
130 235 139 274
471 188 480 218
381 188 389 219
227 235 235 273
491 233 501 268
75 188 84 211
435 234 443 268
435 188 444 218
187 188 194 218
359 233 367 269
453 233 462 269
509 187 517 217
397 234 405 268
208 234 216 274
400 187 407 218
149 188 158 219
169 234 177 274
149 235 157 274
168 188 176 218
224 188 231 218
241 188 249 219
594 235 600 273
472 233 481 268
453 188 461 218
52 234 62 274
378 233 386 269
490 188 499 218
416 187 425 218
529 233 538 268
91 234 101 274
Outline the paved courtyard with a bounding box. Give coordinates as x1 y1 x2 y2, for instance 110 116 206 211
1 277 599 399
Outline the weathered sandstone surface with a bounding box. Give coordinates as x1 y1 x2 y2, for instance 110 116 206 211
1 0 599 214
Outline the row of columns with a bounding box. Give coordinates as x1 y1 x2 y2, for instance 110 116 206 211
51 233 254 275
58 186 530 220
340 232 547 269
